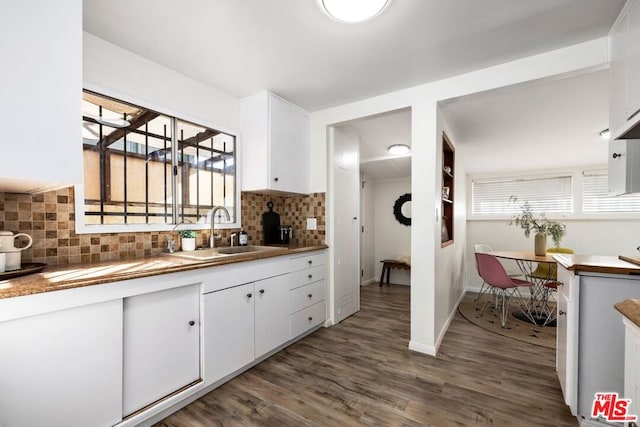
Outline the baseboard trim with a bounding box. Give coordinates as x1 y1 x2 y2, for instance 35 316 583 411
408 340 436 356
433 290 467 354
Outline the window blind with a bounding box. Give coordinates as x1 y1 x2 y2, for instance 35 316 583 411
583 170 640 213
472 175 573 215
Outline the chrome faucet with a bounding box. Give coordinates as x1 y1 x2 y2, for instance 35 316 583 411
206 206 231 248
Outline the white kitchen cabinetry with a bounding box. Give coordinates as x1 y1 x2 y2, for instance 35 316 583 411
240 91 310 194
623 317 640 423
289 251 326 337
0 0 83 193
0 299 123 427
123 284 201 417
255 275 291 357
204 282 256 382
556 265 579 416
556 265 640 423
608 138 640 195
610 0 640 140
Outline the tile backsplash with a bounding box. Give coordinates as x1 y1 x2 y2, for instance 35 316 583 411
0 187 325 266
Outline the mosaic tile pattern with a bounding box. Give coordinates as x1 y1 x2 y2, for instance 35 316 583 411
0 187 325 265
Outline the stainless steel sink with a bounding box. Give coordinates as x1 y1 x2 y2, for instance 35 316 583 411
216 245 281 254
167 245 282 260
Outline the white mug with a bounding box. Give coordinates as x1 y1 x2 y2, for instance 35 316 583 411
0 231 32 253
5 250 21 271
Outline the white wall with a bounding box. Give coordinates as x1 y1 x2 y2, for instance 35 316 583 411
433 106 466 348
361 174 376 285
312 37 609 355
83 32 240 133
372 179 411 286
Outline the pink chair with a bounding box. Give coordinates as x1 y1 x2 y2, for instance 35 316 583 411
475 253 535 328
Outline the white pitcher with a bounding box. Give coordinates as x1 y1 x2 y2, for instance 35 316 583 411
0 231 33 253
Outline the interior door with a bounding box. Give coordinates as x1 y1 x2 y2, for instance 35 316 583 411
333 127 361 324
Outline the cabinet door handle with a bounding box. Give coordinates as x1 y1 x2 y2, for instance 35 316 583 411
247 293 253 298
558 310 566 316
308 316 313 321
612 152 623 159
627 107 640 122
556 281 564 286
274 177 279 182
259 289 265 294
308 274 313 279
308 293 313 298
188 320 195 326
308 260 313 265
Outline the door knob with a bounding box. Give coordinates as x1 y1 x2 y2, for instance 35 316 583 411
188 320 195 326
259 289 265 294
308 294 313 298
247 293 252 298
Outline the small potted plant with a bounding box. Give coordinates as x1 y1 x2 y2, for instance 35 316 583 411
178 230 197 252
508 196 566 255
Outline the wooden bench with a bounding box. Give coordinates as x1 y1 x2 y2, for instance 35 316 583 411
379 259 411 286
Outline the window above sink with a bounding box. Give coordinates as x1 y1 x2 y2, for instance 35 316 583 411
76 90 240 234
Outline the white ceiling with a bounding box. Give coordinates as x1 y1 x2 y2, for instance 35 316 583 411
83 0 625 112
441 69 610 174
83 0 622 181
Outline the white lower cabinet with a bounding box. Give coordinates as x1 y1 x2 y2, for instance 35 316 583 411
623 317 640 424
289 252 327 338
556 266 578 415
123 284 201 417
203 274 290 383
0 299 123 427
255 275 291 358
204 282 255 382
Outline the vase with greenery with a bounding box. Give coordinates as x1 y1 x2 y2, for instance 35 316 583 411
178 230 197 252
508 196 566 255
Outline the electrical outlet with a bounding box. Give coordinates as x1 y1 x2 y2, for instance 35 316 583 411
306 217 317 230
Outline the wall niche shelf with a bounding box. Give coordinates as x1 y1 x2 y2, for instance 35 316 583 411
441 133 455 247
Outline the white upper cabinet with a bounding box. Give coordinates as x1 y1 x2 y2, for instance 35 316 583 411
608 138 640 195
610 0 640 140
240 91 310 194
0 0 83 193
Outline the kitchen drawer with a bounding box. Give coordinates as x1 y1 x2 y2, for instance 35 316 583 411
290 300 325 338
556 265 575 301
289 280 325 314
290 251 326 272
289 265 325 289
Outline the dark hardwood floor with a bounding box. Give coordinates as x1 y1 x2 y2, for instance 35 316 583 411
155 284 577 426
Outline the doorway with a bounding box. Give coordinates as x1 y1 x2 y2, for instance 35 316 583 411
330 108 412 324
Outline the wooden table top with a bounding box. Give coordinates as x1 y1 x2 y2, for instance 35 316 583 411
489 251 556 263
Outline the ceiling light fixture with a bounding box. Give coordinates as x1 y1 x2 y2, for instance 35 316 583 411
599 128 610 139
321 0 389 23
388 144 410 155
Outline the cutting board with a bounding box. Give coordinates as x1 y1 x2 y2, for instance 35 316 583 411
262 201 281 244
619 255 640 267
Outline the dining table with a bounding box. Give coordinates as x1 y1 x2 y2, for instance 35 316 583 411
489 250 559 326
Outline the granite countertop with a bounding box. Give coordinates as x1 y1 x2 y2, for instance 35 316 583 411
615 299 640 328
553 254 640 275
0 244 328 301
